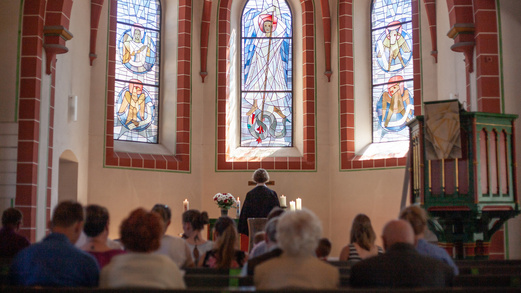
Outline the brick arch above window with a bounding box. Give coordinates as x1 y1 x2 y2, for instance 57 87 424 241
104 0 192 172
338 0 422 170
216 0 317 171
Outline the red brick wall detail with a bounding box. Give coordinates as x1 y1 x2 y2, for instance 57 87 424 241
16 0 74 241
339 0 422 170
216 0 317 171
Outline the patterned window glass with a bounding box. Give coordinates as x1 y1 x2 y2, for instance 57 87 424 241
241 0 293 147
114 0 161 143
371 0 414 144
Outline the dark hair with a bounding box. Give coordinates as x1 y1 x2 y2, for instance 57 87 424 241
267 207 285 220
120 208 163 252
213 216 238 268
253 168 269 183
83 205 109 237
182 209 209 231
265 217 279 243
2 208 23 227
350 214 376 251
152 204 171 223
316 238 332 258
51 201 84 228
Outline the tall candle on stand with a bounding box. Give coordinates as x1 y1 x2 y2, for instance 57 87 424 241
183 199 189 211
236 197 241 218
296 198 302 210
289 201 296 211
279 195 287 208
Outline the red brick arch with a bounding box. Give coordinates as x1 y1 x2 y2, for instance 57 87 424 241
216 0 317 171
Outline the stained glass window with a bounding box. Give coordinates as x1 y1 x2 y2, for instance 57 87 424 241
371 0 414 144
241 0 293 147
113 0 161 143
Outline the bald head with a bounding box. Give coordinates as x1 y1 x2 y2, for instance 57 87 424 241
382 219 415 250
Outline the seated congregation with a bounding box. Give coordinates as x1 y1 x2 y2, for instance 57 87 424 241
1 197 478 291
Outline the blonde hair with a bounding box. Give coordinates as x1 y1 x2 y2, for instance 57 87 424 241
399 205 427 236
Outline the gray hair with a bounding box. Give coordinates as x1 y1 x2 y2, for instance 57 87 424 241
277 209 322 256
253 168 269 183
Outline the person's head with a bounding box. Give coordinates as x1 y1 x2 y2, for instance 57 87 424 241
51 201 85 244
267 207 285 220
263 21 273 33
2 208 23 230
253 232 265 245
258 14 278 34
133 28 142 42
152 204 171 233
315 238 332 259
381 219 415 250
264 217 279 246
83 205 110 238
120 208 163 253
253 168 269 184
277 209 322 257
182 209 209 236
399 205 427 237
350 214 377 251
213 216 238 268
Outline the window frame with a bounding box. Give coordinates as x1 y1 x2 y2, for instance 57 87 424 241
104 0 192 172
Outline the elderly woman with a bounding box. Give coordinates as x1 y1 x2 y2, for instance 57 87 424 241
254 209 339 290
199 216 246 268
238 168 280 237
99 208 186 289
339 214 383 262
79 205 125 268
181 209 213 265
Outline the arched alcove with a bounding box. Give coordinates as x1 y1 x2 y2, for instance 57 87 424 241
58 150 79 203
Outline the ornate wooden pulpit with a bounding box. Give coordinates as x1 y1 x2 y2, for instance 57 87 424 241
408 101 519 259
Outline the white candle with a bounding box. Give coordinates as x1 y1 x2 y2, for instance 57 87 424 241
279 195 287 208
183 199 189 211
236 197 241 218
296 198 302 210
290 201 296 211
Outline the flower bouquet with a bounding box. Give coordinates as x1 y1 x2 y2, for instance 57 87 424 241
213 193 237 216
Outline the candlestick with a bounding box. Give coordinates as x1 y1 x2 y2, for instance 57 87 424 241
183 199 189 211
279 195 287 208
289 201 296 211
296 198 302 210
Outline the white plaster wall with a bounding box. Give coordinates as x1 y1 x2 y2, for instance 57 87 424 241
53 0 93 211
436 0 467 106
420 1 438 103
0 0 21 122
499 0 521 259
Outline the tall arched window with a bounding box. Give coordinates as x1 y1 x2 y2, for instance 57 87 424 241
240 0 293 147
114 0 161 143
371 0 414 145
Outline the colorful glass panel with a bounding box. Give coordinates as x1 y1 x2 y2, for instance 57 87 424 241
114 0 161 143
241 0 293 147
371 0 414 143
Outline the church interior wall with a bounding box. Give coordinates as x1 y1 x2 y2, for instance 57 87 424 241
1 0 520 258
0 1 21 122
499 0 521 259
53 0 92 209
435 0 468 108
